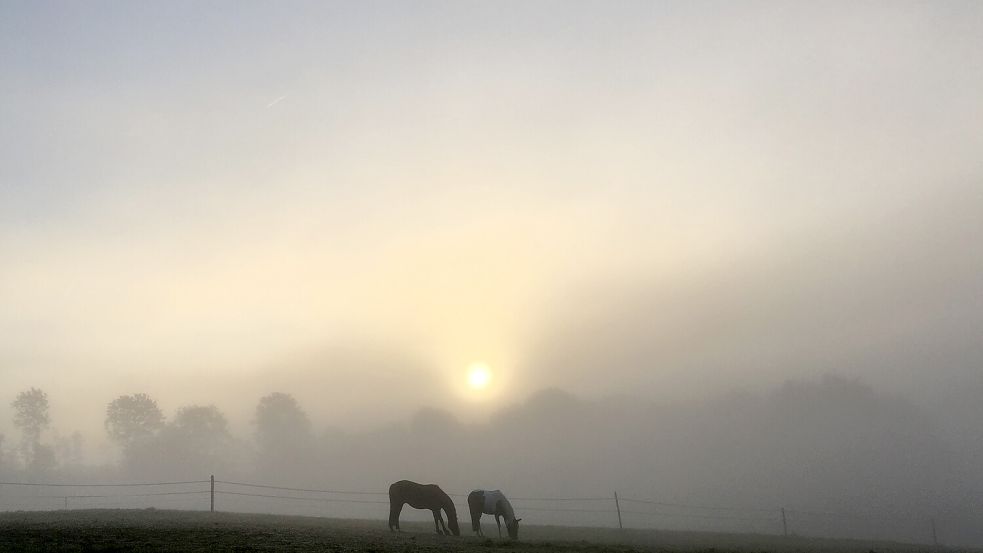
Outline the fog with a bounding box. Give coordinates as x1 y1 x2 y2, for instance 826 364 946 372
529 184 983 403
1 0 982 548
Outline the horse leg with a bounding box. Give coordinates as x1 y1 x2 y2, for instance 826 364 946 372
496 514 502 538
439 510 451 535
389 501 403 532
432 509 445 535
469 502 481 535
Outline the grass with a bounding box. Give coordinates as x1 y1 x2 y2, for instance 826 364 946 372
0 509 958 553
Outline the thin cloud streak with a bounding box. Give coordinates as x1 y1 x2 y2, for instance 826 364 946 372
265 94 287 108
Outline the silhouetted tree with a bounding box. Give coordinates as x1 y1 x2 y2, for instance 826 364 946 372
12 388 50 468
254 393 314 478
105 393 165 449
160 404 232 477
255 393 311 445
171 404 229 445
28 443 57 477
54 431 84 468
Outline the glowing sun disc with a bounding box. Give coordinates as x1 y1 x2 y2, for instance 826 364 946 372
467 363 492 390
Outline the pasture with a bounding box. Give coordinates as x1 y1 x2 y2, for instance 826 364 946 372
0 509 956 552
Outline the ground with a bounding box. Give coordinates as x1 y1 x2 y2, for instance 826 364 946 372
0 509 957 553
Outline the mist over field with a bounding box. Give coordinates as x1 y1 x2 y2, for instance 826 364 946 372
3 378 983 545
2 0 982 549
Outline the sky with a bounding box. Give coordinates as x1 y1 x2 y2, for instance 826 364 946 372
1 1 982 448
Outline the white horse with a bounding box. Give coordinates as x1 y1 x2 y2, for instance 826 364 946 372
467 489 522 539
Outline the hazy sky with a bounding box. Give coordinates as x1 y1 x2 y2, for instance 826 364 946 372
1 2 981 444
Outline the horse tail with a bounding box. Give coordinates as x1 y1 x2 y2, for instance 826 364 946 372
388 482 402 531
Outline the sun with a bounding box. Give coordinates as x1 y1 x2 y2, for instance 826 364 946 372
467 363 492 390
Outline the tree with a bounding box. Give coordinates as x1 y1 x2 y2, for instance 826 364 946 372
158 404 233 477
255 393 311 449
171 405 230 441
254 393 313 476
55 431 84 468
105 393 165 449
12 388 50 467
27 443 56 476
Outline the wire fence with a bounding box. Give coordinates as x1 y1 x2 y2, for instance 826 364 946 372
0 477 957 546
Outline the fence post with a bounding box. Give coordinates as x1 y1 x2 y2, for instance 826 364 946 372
931 518 938 547
781 507 788 537
614 491 623 530
210 475 215 513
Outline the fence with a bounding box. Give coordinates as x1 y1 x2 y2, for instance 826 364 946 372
0 476 955 546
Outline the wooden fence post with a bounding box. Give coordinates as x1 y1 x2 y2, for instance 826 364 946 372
931 518 938 547
614 491 623 530
210 475 215 513
781 507 788 537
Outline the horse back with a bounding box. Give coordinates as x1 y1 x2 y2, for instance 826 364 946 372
389 480 416 498
390 480 437 494
481 490 506 514
391 480 450 509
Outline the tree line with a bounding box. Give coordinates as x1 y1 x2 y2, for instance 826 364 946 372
3 388 314 482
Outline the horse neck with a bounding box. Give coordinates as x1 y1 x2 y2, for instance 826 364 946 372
498 498 515 521
441 493 457 517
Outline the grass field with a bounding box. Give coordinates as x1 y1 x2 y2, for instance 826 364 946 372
0 509 956 553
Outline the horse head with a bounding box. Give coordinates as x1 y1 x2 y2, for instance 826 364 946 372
506 517 521 540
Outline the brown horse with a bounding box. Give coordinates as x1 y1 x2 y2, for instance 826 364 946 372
388 480 460 536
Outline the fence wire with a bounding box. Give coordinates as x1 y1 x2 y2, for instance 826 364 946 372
0 477 948 545
0 480 207 487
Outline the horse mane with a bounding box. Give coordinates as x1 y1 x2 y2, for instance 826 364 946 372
495 497 516 521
